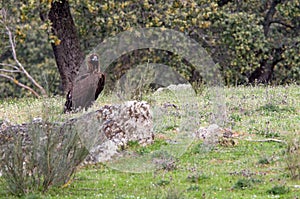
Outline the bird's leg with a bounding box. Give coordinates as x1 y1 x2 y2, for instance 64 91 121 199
63 90 73 113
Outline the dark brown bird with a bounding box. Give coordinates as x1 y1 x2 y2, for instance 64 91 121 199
64 53 105 113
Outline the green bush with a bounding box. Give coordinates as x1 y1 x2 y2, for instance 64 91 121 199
267 185 290 195
0 121 89 196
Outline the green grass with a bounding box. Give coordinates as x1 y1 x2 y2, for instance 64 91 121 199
0 85 300 198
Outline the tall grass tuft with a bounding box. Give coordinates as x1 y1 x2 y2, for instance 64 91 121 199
284 135 300 180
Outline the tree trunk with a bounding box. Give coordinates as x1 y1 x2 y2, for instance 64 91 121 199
47 0 84 93
248 61 274 84
249 0 285 84
249 47 284 84
262 0 285 37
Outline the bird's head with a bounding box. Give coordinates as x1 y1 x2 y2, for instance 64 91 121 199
87 53 100 73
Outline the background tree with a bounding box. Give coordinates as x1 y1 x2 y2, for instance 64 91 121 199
0 0 299 98
212 0 300 84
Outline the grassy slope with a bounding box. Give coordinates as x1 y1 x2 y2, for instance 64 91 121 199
0 85 299 198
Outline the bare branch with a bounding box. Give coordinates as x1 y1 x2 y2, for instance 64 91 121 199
245 138 287 145
0 8 48 97
5 26 47 96
262 0 286 36
0 63 19 70
0 68 21 73
269 20 295 29
0 74 40 97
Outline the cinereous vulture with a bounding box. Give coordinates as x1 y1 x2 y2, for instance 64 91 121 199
64 53 105 113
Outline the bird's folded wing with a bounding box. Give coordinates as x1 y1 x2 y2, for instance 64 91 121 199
72 73 99 110
95 73 105 100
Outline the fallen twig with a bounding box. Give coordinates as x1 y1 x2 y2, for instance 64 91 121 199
245 138 287 144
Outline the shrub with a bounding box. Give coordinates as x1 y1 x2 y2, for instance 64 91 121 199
232 179 253 190
0 120 89 196
267 185 289 195
257 157 270 165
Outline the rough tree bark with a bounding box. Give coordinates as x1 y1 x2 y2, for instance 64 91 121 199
45 0 84 93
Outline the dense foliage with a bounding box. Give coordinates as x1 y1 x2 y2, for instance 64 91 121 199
0 0 299 98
